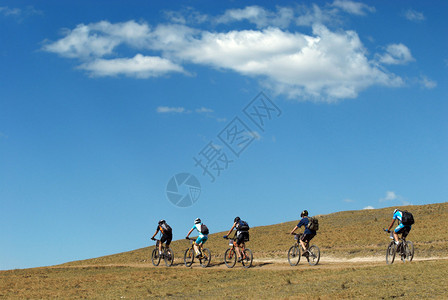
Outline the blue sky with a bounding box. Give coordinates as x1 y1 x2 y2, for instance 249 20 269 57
0 0 447 270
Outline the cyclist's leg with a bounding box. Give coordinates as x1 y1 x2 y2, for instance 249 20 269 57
194 237 201 256
299 234 308 252
165 234 173 248
401 226 411 238
160 235 168 254
235 234 245 258
195 236 207 256
394 224 405 244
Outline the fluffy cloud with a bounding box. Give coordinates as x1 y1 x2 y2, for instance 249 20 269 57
377 44 414 65
79 54 185 78
380 191 399 202
404 9 425 22
379 191 411 206
363 206 374 210
43 21 151 58
0 6 21 16
419 75 437 89
43 4 411 101
216 5 294 28
332 0 375 16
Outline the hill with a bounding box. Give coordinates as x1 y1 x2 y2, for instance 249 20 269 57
62 202 448 266
1 202 448 299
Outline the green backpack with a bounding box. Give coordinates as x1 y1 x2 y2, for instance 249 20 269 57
307 217 319 231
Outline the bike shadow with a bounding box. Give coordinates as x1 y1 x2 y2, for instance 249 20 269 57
252 262 273 268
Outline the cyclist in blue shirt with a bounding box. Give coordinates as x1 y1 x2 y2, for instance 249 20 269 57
290 210 316 257
185 218 208 258
386 209 412 246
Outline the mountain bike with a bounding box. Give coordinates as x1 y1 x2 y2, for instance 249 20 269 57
184 237 211 268
384 229 414 264
223 236 253 268
151 238 174 267
288 233 320 266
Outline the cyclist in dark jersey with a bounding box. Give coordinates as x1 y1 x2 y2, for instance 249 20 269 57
151 220 172 257
223 217 249 262
290 210 316 257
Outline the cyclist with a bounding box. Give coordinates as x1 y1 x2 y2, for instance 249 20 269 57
151 219 173 257
386 208 412 247
186 218 208 258
223 216 249 262
290 210 316 257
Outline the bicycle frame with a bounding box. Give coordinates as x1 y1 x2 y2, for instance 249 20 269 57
151 239 174 267
384 229 414 264
288 233 320 266
224 236 253 268
184 237 211 268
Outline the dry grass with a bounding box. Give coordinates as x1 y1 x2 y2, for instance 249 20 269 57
1 202 448 299
61 202 448 266
1 260 448 299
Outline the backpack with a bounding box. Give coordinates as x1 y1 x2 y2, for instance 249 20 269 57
160 223 172 235
200 224 209 235
307 217 319 231
401 210 414 226
238 220 250 231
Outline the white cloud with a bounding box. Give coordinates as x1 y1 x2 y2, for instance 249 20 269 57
164 7 208 25
0 6 21 16
216 6 294 28
419 75 437 89
380 191 398 202
296 4 338 27
166 24 403 100
43 20 152 58
332 0 375 16
379 191 411 206
79 54 185 78
43 5 410 101
377 43 414 65
343 198 355 203
404 9 425 22
363 206 374 210
156 106 188 114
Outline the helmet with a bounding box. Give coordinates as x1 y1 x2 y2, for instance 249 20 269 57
234 216 241 223
194 218 201 224
393 208 398 214
300 210 309 217
158 219 165 225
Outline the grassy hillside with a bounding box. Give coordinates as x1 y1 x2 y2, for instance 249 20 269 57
2 260 448 298
2 202 448 299
62 202 448 266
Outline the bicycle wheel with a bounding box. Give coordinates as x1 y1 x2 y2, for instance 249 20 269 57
151 248 161 266
287 245 301 266
184 248 194 267
404 241 414 262
164 248 174 267
307 245 320 266
224 248 237 268
241 248 253 268
386 242 396 265
199 248 211 268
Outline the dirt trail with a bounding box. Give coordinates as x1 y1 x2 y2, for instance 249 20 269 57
51 256 448 271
